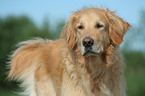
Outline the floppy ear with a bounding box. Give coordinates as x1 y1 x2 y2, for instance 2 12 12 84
106 10 131 45
61 14 77 50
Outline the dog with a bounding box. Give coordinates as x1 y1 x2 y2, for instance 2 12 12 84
8 8 130 96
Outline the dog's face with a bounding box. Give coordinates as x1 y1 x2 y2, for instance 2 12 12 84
75 9 110 56
61 8 130 56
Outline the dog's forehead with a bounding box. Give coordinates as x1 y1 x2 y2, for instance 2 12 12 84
77 8 107 24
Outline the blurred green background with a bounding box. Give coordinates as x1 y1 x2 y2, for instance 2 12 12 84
0 1 145 96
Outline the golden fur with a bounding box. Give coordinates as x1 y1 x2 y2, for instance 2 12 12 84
8 8 130 96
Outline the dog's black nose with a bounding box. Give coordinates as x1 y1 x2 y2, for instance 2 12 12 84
82 37 94 47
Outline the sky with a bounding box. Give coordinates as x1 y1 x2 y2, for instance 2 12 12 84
0 0 145 27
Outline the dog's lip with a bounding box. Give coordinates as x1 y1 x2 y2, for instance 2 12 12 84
83 49 97 56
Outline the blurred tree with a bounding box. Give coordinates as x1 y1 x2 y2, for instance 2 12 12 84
38 16 54 39
54 20 65 39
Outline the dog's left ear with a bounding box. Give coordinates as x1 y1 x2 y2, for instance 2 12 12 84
61 13 78 50
105 10 131 45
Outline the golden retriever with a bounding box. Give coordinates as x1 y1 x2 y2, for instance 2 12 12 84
8 8 130 96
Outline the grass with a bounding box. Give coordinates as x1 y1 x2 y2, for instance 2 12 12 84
125 68 145 96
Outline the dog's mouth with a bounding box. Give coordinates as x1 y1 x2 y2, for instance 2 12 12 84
82 48 97 56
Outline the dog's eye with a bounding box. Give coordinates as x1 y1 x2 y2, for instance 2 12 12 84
77 25 84 30
96 23 104 29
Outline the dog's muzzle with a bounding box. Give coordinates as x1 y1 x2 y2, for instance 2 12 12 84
82 37 97 56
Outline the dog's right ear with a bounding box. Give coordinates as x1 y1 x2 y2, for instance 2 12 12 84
61 13 78 50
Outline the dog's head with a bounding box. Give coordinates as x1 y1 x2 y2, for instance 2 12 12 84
61 8 130 56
